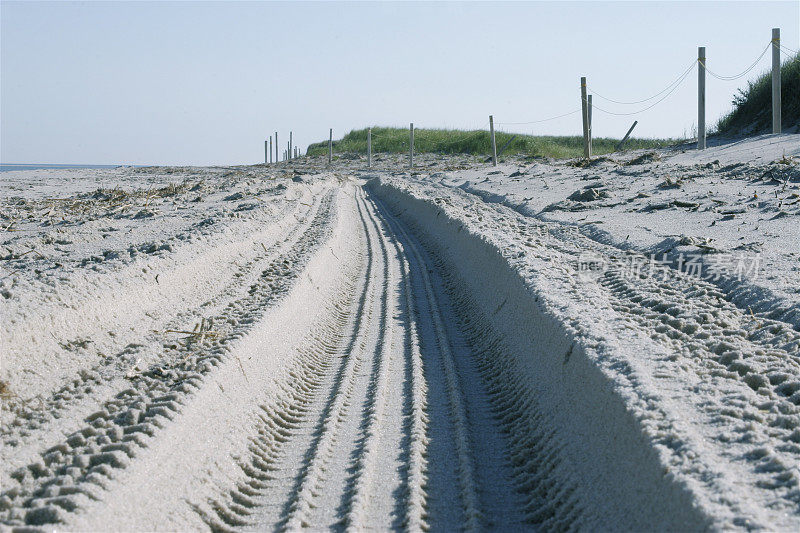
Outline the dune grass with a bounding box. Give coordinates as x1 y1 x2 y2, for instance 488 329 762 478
715 52 800 135
306 127 677 160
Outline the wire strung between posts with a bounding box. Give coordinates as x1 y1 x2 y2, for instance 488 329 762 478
435 127 489 151
699 41 771 81
779 43 799 56
591 62 696 117
590 59 696 105
496 109 580 126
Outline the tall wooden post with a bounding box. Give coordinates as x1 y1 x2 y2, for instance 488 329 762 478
367 128 372 168
489 115 497 166
588 94 593 156
772 28 781 134
269 137 273 163
265 140 268 164
289 132 293 160
409 123 414 169
698 46 706 149
328 128 333 165
275 133 278 163
581 77 590 158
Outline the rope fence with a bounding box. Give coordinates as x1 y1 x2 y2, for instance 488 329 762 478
265 27 796 165
591 60 697 105
699 42 771 81
590 62 697 117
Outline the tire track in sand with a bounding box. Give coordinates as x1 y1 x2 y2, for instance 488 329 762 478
190 184 524 531
0 191 336 528
275 187 391 531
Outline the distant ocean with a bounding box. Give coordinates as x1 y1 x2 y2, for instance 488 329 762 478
0 164 130 172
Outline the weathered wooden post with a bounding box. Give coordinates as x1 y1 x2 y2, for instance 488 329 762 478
270 137 273 163
289 131 293 160
489 115 497 166
698 46 706 149
409 123 414 169
581 77 590 158
265 140 268 164
328 128 333 165
275 133 279 163
367 128 372 168
588 94 593 156
615 121 638 151
772 28 781 134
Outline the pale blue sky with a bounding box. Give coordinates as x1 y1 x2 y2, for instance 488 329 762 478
1 1 798 165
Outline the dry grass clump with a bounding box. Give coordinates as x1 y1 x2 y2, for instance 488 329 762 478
777 153 797 166
0 379 12 400
659 176 684 189
165 317 221 346
626 152 661 166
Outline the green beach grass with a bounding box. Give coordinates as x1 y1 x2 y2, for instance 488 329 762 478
715 52 799 135
307 127 677 160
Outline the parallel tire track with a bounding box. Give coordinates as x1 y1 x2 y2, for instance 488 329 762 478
278 188 389 531
380 202 431 532
597 261 800 517
1 194 319 468
0 190 336 528
1 189 317 452
203 185 524 531
340 189 397 530
369 184 587 529
2 179 540 531
369 194 482 531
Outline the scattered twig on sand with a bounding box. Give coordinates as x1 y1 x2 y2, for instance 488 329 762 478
748 306 762 328
164 328 221 338
164 317 221 343
235 356 249 383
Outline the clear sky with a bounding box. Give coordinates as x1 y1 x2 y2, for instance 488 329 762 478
1 1 798 166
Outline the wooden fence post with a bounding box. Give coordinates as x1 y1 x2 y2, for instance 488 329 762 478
772 28 781 134
367 128 372 168
328 129 333 165
581 77 590 158
489 115 497 166
265 140 268 164
698 46 706 149
409 123 414 169
588 94 593 156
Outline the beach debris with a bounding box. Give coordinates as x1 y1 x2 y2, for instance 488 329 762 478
659 176 684 189
165 317 220 346
568 186 610 202
625 152 660 166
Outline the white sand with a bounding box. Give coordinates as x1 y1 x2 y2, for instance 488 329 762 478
1 134 798 530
